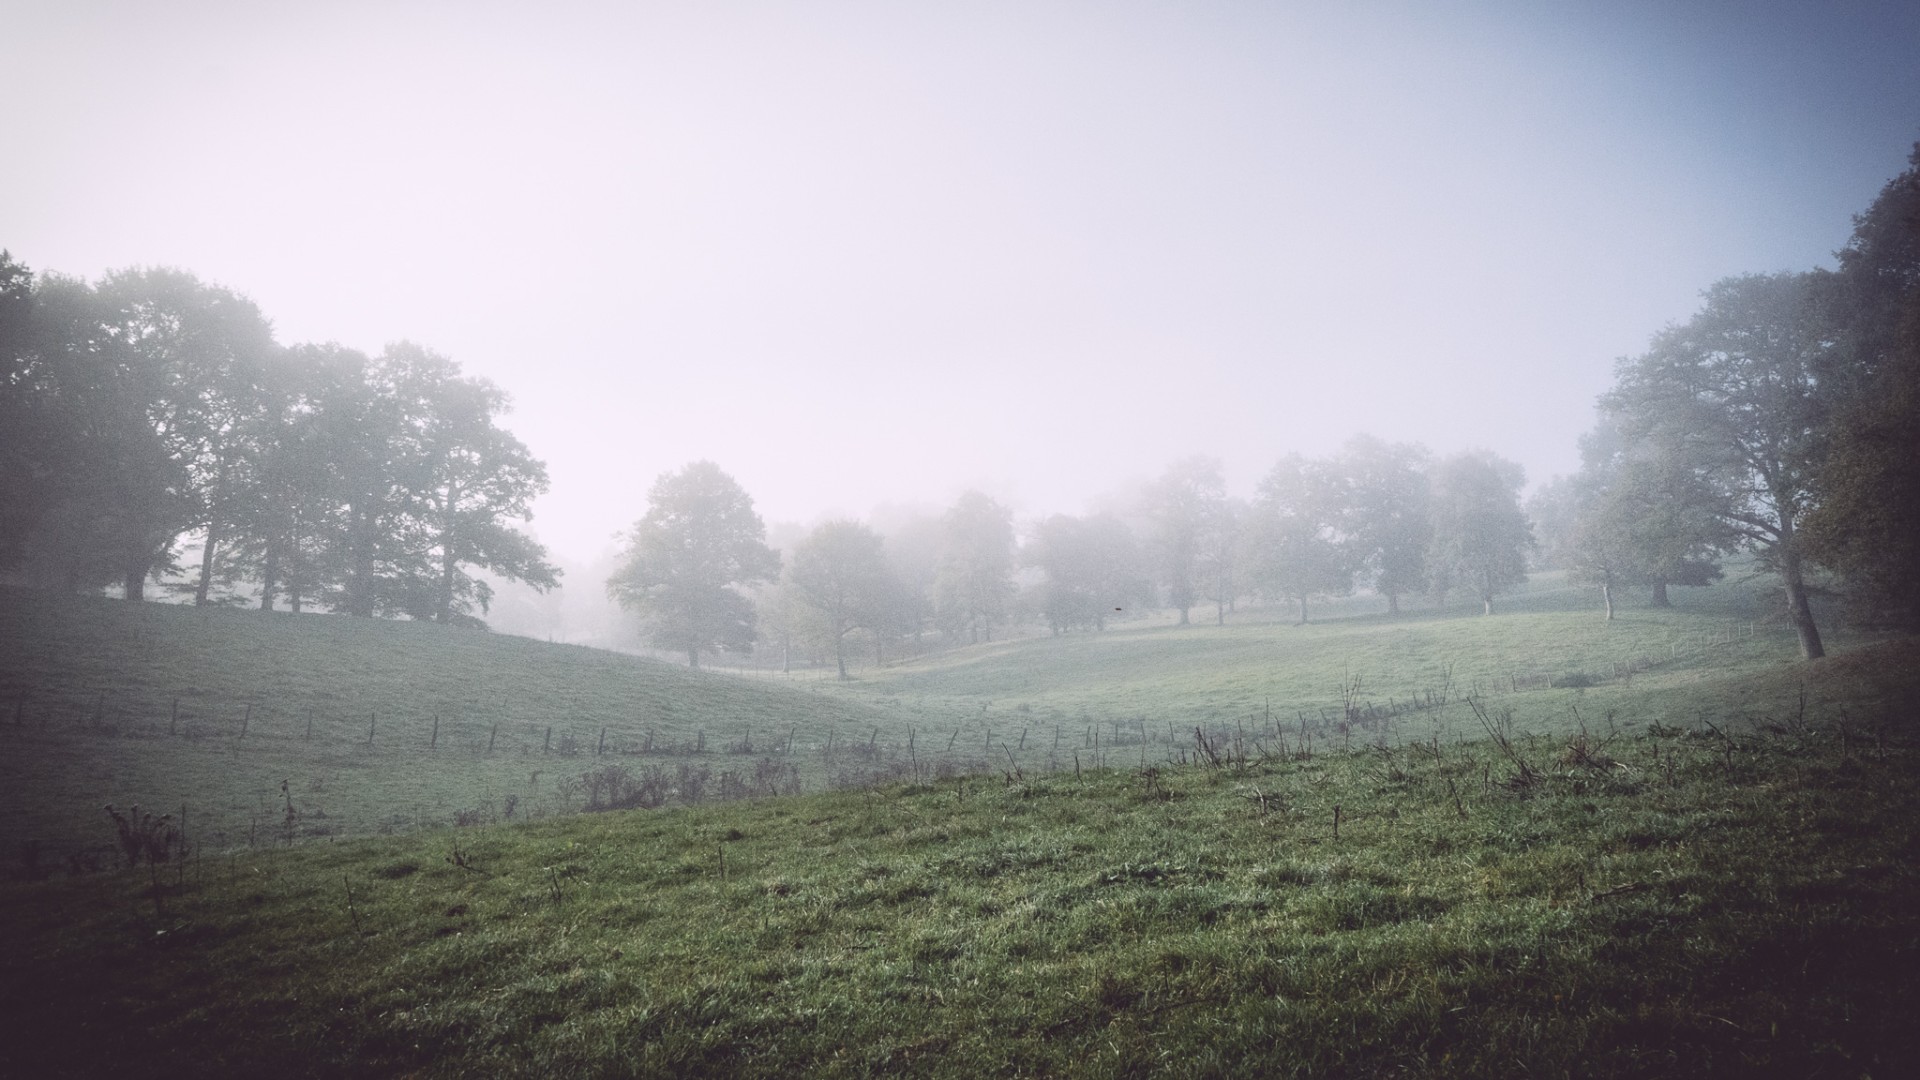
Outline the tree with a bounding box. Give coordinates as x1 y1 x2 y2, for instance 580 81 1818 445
1427 450 1534 615
1603 272 1832 658
386 345 559 625
1560 419 1737 619
607 461 779 668
1145 456 1227 625
788 519 902 680
223 344 352 612
92 267 279 603
0 267 277 601
1803 143 1920 628
1331 435 1431 613
1027 512 1151 633
1245 454 1352 624
934 491 1016 643
876 508 943 647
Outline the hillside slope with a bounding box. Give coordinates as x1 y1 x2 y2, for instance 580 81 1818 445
0 635 1914 1077
0 589 903 852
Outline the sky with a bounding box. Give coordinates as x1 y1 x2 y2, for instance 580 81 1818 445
5 0 1919 567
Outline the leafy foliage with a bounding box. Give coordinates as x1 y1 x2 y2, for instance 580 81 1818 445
1602 272 1830 656
1426 449 1534 614
607 462 780 667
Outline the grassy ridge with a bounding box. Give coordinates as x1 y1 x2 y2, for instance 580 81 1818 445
0 589 903 853
0 641 1914 1077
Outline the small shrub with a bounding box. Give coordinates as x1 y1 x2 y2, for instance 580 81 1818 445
104 804 180 868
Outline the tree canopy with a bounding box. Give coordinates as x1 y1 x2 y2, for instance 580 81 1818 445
607 461 780 668
0 259 558 624
1602 272 1830 657
1427 450 1533 615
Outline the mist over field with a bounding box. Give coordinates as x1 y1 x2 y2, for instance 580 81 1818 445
5 2 1917 571
4 3 1920 1077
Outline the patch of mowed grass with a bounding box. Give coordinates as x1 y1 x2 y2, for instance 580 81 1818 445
2 649 1915 1078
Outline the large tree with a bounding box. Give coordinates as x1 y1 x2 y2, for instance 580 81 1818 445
1803 143 1920 628
0 267 276 601
1426 449 1534 615
1560 419 1737 619
788 519 902 681
607 461 779 668
1603 272 1832 658
1245 453 1352 624
1145 456 1227 625
934 490 1016 644
1331 435 1431 614
387 345 559 625
1027 512 1151 633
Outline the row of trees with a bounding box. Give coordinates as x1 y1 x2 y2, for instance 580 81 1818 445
608 443 1540 677
1532 143 1920 658
0 259 559 623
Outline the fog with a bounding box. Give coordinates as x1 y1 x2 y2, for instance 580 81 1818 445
5 0 1917 570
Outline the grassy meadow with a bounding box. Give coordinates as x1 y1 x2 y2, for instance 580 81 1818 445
2 575 1916 1076
0 572 1883 859
0 588 904 857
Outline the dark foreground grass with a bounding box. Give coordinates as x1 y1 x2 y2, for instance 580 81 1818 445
2 644 1915 1077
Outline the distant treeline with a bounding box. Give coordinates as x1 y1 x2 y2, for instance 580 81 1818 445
5 147 1914 658
613 145 1920 672
0 261 557 624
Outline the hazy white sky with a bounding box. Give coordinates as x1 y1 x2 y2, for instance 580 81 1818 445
6 0 1918 564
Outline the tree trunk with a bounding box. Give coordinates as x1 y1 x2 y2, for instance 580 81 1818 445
348 504 377 617
1780 553 1825 660
436 487 457 624
1296 596 1308 626
123 565 146 602
1482 594 1493 616
1650 581 1671 607
259 540 278 611
195 520 220 606
1601 581 1614 621
1178 606 1190 626
1216 598 1225 626
1386 592 1400 615
688 647 700 670
1773 503 1825 660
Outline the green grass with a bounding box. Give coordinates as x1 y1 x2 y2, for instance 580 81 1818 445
837 569 1886 740
0 572 1896 860
1 642 1914 1077
0 588 902 854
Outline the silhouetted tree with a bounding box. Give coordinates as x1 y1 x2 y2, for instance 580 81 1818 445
1804 143 1920 628
608 461 779 668
788 519 901 680
1245 454 1352 624
934 491 1016 644
1146 456 1226 625
1331 435 1431 614
1427 450 1534 615
1603 272 1831 657
1561 419 1736 618
1027 512 1151 633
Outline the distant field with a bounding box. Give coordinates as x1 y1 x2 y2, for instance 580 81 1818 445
837 569 1889 742
0 572 1895 860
